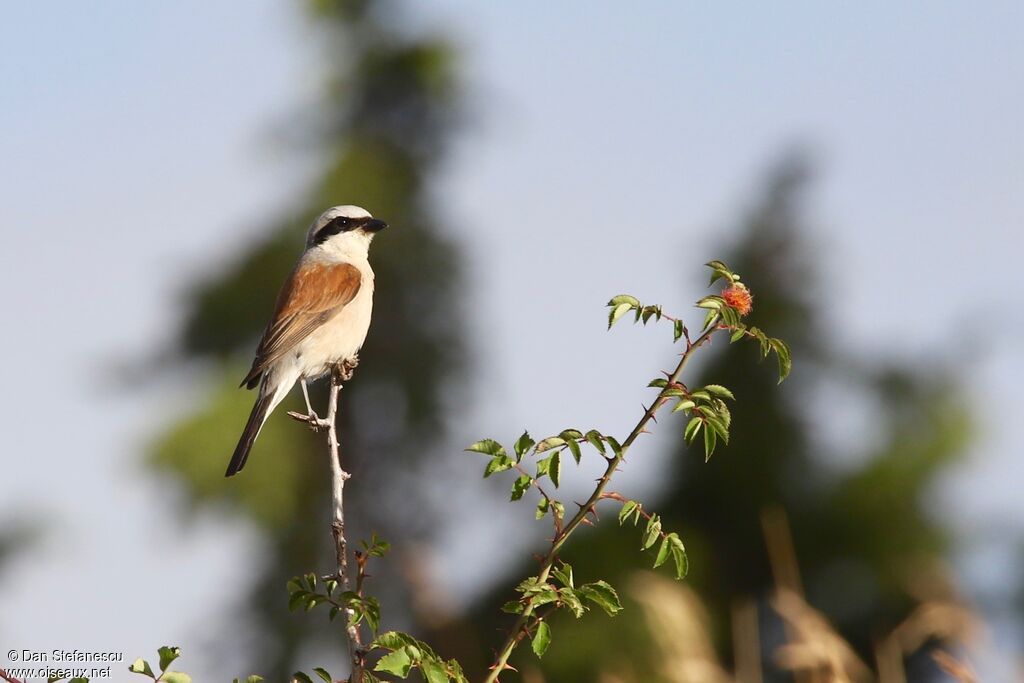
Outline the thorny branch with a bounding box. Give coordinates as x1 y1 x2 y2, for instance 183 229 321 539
289 356 365 680
483 326 718 682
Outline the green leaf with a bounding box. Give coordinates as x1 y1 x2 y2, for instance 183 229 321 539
769 337 792 382
608 302 633 329
531 621 552 658
510 474 531 501
312 669 332 683
618 500 639 525
669 534 689 579
608 294 641 308
672 399 695 413
421 660 447 683
703 424 717 461
535 436 565 452
245 676 264 683
730 326 747 342
465 439 506 457
703 384 735 400
501 600 525 614
684 417 703 443
375 649 414 678
161 673 191 683
702 309 719 331
551 562 574 588
483 454 513 478
648 378 668 388
673 319 685 342
158 646 181 672
564 438 582 464
535 454 552 479
606 436 623 456
128 658 155 678
513 431 535 460
535 497 549 520
559 586 585 617
705 415 729 444
585 429 607 455
549 450 562 488
287 590 307 612
292 673 314 683
654 535 671 568
578 580 623 616
643 514 662 550
696 296 722 310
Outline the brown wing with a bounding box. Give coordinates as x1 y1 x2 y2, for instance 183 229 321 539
241 261 362 389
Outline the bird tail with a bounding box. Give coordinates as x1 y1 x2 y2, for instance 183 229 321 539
225 392 275 477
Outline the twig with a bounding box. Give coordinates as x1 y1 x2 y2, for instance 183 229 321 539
292 358 365 680
483 326 717 682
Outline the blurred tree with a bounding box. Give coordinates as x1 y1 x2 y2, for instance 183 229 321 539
148 0 466 678
450 156 973 682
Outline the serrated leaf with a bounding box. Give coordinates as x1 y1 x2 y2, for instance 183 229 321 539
292 673 314 683
608 302 633 329
535 497 549 520
769 337 792 382
670 535 689 579
549 451 562 487
578 580 623 616
705 415 729 444
585 429 607 455
619 500 638 525
128 659 155 678
654 535 671 568
161 673 191 683
684 417 702 443
662 387 687 397
532 621 552 657
501 600 525 614
375 649 413 678
606 436 623 456
560 586 585 617
703 384 735 400
158 646 181 672
535 436 565 453
312 668 332 683
245 676 264 683
552 563 574 588
690 390 711 401
465 439 506 457
510 474 531 501
696 296 722 310
513 431 535 460
730 326 747 343
565 438 582 464
607 294 641 308
702 309 719 331
703 424 717 461
648 378 668 388
484 454 513 478
673 319 685 342
421 660 448 683
672 399 695 413
643 514 662 549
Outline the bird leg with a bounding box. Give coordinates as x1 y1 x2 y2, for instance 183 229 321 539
287 378 329 430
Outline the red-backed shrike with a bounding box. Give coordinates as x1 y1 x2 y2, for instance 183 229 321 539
225 205 387 477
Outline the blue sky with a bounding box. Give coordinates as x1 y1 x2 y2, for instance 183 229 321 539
1 1 1021 678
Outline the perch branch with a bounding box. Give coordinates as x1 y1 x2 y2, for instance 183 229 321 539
289 356 365 679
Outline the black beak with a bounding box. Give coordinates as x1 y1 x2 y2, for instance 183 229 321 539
365 218 388 232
